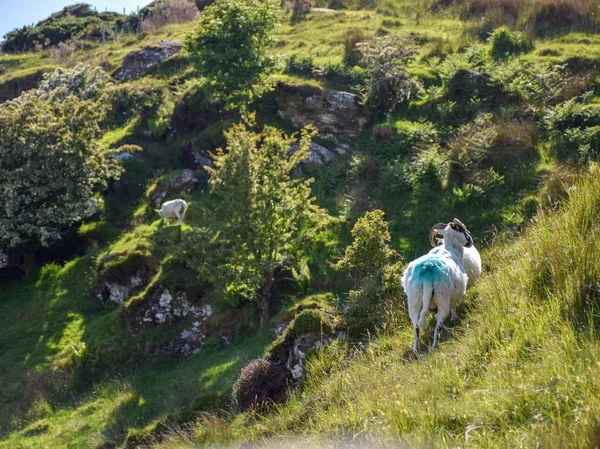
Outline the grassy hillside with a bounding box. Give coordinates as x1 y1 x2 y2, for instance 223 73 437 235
208 165 600 449
1 0 600 448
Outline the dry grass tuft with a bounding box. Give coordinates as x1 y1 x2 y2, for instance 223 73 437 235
488 119 538 161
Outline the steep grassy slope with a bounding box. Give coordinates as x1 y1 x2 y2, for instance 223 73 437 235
2 1 600 448
161 165 600 449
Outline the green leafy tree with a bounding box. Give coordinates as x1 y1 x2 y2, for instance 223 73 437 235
206 120 321 325
0 66 134 273
185 0 280 104
333 209 403 335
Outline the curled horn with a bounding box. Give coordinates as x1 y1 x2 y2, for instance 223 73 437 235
429 223 447 247
452 218 473 248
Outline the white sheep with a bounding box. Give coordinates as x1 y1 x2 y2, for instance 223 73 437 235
401 219 473 353
155 199 188 226
429 223 481 287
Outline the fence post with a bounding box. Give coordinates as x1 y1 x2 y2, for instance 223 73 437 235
102 24 106 44
114 25 118 42
138 6 142 35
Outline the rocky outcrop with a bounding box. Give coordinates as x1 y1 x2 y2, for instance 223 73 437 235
114 40 183 81
130 287 211 333
148 169 198 208
0 68 49 103
286 332 331 380
98 272 150 305
161 307 215 357
277 83 370 137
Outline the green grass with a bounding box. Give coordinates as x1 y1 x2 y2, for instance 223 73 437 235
4 2 600 448
0 252 270 448
159 163 600 449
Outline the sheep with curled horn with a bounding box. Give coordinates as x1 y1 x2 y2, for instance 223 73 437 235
401 219 473 353
429 222 482 287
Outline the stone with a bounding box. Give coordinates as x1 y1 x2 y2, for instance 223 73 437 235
113 40 183 81
159 299 213 357
289 141 345 166
149 169 198 208
96 269 152 305
277 83 370 137
115 152 134 161
286 332 327 381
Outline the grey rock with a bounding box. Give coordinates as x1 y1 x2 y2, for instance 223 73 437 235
115 152 134 161
114 40 183 81
149 169 198 208
290 141 342 166
160 301 213 357
278 84 370 136
286 332 330 381
97 270 151 305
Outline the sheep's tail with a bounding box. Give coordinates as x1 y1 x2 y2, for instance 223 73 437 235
418 284 434 328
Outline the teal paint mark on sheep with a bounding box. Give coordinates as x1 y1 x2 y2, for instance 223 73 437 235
413 256 450 284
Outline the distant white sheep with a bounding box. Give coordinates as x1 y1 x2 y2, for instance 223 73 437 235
401 219 473 353
155 199 188 226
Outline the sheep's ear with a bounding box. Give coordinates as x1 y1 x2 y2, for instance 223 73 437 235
154 209 161 214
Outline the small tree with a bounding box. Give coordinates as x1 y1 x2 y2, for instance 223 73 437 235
185 0 280 105
356 35 420 115
333 209 403 335
0 66 134 273
206 121 321 325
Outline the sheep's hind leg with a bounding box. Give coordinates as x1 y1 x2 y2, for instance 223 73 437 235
432 306 450 350
413 326 420 354
450 307 457 321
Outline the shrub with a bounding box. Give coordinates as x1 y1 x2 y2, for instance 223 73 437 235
406 144 450 191
231 359 290 413
264 308 335 363
356 35 420 114
489 26 532 59
495 60 567 117
448 113 499 187
37 64 112 101
106 78 168 120
333 210 403 336
290 309 335 336
544 98 600 162
185 0 280 105
141 0 200 32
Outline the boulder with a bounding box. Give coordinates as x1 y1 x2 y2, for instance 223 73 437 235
277 83 370 136
113 40 183 81
149 169 198 208
289 141 346 166
130 287 211 332
182 139 215 171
